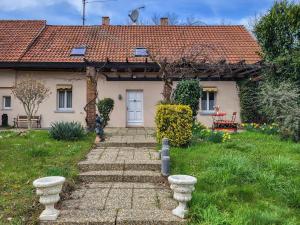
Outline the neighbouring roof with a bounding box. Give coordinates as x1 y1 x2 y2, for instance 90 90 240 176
0 20 261 65
0 20 46 62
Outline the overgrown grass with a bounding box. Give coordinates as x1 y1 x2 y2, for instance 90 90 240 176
171 132 300 225
0 130 94 224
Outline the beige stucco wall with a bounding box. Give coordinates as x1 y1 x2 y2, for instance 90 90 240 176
195 81 241 126
0 70 86 128
98 75 241 128
97 75 164 127
0 69 241 128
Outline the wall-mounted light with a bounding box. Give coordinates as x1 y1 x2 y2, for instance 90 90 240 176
118 94 122 100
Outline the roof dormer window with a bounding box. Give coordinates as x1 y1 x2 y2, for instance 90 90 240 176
70 46 86 56
134 47 148 57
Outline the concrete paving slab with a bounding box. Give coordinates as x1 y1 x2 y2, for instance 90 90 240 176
80 188 110 210
116 209 186 225
105 188 132 209
132 188 158 209
42 209 117 225
49 128 185 225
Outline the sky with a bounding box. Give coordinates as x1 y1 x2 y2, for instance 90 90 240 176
0 0 281 27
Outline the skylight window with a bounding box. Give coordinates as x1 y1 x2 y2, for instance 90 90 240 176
134 47 148 57
70 46 86 56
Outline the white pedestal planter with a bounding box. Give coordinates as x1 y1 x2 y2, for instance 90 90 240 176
33 176 65 221
168 175 197 219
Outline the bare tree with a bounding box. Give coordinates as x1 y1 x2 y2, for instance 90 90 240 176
12 77 50 129
148 43 227 102
185 16 205 25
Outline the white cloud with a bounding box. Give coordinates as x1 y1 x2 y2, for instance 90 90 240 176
0 0 82 12
0 0 55 11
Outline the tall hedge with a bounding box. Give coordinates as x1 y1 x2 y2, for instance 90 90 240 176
238 80 265 123
172 79 202 117
155 104 193 147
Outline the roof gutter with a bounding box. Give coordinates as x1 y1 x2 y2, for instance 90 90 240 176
0 62 86 70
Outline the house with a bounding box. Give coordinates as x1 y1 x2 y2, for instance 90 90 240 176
0 17 261 128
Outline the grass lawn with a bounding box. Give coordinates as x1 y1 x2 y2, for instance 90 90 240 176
0 130 94 225
171 131 300 225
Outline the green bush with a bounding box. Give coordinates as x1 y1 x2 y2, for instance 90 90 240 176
238 80 265 123
192 121 207 137
97 98 114 128
172 79 202 117
155 104 193 147
49 121 85 141
197 129 231 143
259 81 300 141
242 123 280 135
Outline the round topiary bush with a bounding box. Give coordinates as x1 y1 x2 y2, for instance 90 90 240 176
96 98 114 128
155 104 193 147
49 121 86 141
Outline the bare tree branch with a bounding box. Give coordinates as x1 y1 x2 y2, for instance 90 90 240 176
12 77 50 129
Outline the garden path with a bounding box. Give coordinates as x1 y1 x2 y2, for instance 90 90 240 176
42 128 185 225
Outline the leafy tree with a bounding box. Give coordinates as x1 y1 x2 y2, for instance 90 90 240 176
172 79 202 117
96 98 114 128
12 77 50 129
254 0 300 84
249 0 300 141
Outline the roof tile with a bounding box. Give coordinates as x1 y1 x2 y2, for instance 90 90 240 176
0 21 261 64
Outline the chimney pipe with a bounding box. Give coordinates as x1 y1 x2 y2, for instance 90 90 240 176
102 16 110 25
160 17 169 26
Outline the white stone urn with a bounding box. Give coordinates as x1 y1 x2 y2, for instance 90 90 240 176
168 175 197 219
33 176 65 221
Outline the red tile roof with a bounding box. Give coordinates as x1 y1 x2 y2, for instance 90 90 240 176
0 20 46 62
0 21 261 64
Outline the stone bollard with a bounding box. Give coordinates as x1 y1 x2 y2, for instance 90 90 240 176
161 138 170 158
161 156 170 176
168 175 197 219
33 176 65 221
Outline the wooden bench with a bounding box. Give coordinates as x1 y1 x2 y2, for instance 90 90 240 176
13 115 42 128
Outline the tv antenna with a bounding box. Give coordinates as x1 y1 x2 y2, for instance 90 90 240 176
128 6 145 25
82 0 117 25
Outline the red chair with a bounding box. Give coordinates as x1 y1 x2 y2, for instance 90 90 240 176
213 112 238 132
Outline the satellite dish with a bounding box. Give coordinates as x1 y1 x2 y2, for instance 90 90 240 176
129 6 145 24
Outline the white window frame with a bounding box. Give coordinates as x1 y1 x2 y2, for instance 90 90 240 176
57 89 72 111
3 96 12 110
201 91 216 114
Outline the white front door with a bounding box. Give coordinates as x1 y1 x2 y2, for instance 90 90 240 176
127 90 144 126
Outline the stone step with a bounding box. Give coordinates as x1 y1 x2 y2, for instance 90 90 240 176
41 209 185 225
78 160 161 172
96 142 157 148
79 170 165 183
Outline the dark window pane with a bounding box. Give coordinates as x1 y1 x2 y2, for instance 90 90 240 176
66 91 72 108
5 96 11 108
201 100 207 110
209 92 215 110
58 91 65 108
209 92 215 100
201 91 207 100
209 100 215 110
